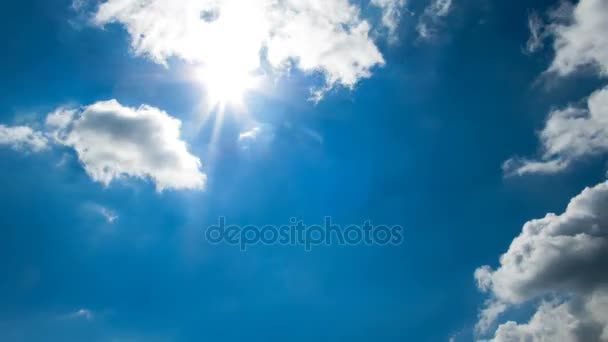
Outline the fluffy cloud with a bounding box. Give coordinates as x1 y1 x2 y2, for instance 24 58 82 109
0 124 48 152
48 100 205 191
93 0 393 100
475 181 608 341
2 100 205 191
2 101 207 191
416 0 452 41
476 182 608 303
547 0 608 76
504 86 608 176
480 298 608 342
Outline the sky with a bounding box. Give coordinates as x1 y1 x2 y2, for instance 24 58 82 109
1 0 608 341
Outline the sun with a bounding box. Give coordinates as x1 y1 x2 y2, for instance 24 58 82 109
191 1 267 111
196 65 261 110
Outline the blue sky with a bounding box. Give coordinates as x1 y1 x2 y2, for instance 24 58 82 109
1 0 608 341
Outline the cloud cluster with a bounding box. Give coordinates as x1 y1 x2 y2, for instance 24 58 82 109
1 100 205 191
506 0 608 176
93 0 401 100
480 1 608 340
476 182 608 341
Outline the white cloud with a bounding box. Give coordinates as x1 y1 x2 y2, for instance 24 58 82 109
547 0 608 76
370 0 407 42
483 1 608 340
0 124 48 152
83 203 120 224
475 181 608 340
238 126 262 143
476 182 608 303
475 300 508 335
480 297 608 342
525 11 546 54
507 0 608 176
46 107 77 130
49 100 206 191
416 0 452 41
504 86 608 176
1 101 205 191
68 309 94 321
100 207 118 224
93 0 388 101
238 124 274 151
97 206 119 224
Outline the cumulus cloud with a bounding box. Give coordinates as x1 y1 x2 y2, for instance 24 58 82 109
416 0 452 41
480 298 608 342
476 182 608 303
546 0 608 76
0 124 48 152
475 181 608 340
504 86 608 176
2 101 205 191
93 0 389 101
48 100 205 191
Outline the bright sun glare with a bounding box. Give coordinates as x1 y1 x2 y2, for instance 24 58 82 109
192 1 268 111
196 65 261 110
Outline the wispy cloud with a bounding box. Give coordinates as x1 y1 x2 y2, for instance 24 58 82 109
238 124 275 152
98 206 119 224
370 0 408 43
60 308 94 321
524 11 546 54
416 0 453 41
0 124 48 152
